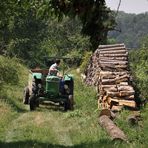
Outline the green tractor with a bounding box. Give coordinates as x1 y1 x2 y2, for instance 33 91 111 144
23 58 74 111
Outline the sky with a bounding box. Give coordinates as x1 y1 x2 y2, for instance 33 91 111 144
106 0 148 14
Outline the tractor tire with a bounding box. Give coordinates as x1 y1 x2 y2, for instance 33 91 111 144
36 99 40 107
29 94 36 111
69 95 74 110
23 87 30 104
64 95 74 111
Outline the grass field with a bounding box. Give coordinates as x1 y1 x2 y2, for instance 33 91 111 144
0 60 148 148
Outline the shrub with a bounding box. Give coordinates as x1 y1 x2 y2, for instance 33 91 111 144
0 56 20 91
129 48 148 100
80 51 92 73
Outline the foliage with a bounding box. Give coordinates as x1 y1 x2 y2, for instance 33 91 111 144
41 17 90 59
80 51 92 73
108 11 148 48
0 1 49 67
129 36 148 99
0 56 19 88
21 0 116 51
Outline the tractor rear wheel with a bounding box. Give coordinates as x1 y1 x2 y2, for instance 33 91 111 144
23 87 30 104
64 95 74 111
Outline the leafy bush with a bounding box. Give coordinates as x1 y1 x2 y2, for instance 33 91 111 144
0 56 27 93
129 48 148 100
80 51 92 73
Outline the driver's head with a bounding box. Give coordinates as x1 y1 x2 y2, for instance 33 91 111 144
55 59 61 66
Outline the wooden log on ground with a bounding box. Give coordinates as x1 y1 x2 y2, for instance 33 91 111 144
127 115 138 126
99 109 116 120
98 115 128 141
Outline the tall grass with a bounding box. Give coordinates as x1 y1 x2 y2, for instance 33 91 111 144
0 56 148 148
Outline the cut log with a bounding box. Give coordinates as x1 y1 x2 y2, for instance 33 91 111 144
127 115 138 126
101 75 129 85
117 86 134 91
124 95 135 100
100 75 116 79
100 63 128 70
119 91 135 97
107 91 120 97
99 59 128 63
99 115 128 141
99 61 128 65
100 57 128 61
99 53 128 57
108 95 135 100
98 44 125 49
100 85 117 88
110 98 136 108
119 82 128 86
105 87 118 92
106 91 135 97
111 105 123 112
100 50 127 54
127 112 141 125
99 71 129 76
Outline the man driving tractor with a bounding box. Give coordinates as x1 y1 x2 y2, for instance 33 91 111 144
48 59 62 77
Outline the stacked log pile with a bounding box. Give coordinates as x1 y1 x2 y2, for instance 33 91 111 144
84 49 100 86
85 43 136 111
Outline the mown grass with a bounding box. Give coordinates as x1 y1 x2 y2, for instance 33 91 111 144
0 57 148 148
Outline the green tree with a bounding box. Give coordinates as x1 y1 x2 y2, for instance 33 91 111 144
20 0 116 51
0 0 49 67
108 11 148 48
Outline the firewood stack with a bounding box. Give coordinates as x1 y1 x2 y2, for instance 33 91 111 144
85 48 101 86
85 43 136 111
